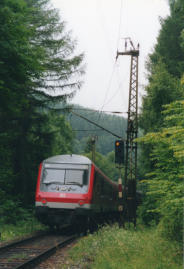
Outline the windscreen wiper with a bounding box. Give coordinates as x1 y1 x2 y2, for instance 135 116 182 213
65 181 83 187
43 181 64 185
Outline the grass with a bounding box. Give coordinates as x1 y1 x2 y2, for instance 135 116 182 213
62 224 183 269
0 217 46 242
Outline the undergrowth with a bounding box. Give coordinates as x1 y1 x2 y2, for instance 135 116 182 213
0 217 46 242
63 224 182 269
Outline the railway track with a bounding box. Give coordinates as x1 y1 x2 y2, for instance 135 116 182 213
0 231 76 268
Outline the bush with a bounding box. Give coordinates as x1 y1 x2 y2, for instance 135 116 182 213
0 217 46 241
0 199 32 224
158 208 183 242
137 101 184 242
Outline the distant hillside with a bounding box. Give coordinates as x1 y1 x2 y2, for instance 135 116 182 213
65 105 127 155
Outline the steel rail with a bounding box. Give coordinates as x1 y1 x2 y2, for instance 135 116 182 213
0 230 76 269
0 231 47 253
14 235 76 269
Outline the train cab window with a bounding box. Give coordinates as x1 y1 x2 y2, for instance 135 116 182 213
65 169 88 186
42 169 65 184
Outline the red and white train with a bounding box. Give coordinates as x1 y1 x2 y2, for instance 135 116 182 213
35 154 119 230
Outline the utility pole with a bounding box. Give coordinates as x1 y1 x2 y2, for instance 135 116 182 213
91 136 97 163
116 38 139 227
115 140 124 227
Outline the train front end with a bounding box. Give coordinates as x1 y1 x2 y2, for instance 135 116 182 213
35 155 93 228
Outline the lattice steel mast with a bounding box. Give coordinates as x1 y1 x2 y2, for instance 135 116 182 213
116 38 139 226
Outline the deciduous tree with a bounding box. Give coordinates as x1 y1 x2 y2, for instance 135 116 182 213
138 101 184 241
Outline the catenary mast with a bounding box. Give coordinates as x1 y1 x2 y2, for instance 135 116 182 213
116 38 139 227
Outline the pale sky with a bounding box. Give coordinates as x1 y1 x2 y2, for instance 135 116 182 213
51 0 170 113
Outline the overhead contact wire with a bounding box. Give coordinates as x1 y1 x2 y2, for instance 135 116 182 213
97 0 124 123
97 60 117 122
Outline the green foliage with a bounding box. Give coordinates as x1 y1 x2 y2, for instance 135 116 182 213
68 105 126 155
0 216 46 241
139 0 184 181
140 62 182 133
149 0 184 78
85 151 121 182
84 136 94 154
0 0 83 213
0 194 38 226
138 1 184 240
66 105 126 182
42 112 74 156
27 0 84 102
137 193 160 226
180 29 184 50
63 225 182 269
137 100 184 241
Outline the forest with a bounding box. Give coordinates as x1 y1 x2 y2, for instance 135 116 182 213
0 0 183 248
67 105 127 155
137 0 184 242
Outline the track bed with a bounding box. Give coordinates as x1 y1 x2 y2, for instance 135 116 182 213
0 232 76 268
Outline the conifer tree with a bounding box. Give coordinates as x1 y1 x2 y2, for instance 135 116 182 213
0 0 84 207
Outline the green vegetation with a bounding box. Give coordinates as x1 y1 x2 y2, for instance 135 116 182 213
0 0 84 222
137 101 184 241
85 152 122 182
0 217 46 242
62 225 182 269
0 4 182 268
67 105 126 155
139 0 184 173
0 0 124 230
138 0 184 243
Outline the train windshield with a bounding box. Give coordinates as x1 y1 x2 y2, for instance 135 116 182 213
42 169 65 184
65 169 88 186
42 168 88 186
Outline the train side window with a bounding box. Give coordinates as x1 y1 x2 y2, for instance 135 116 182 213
83 170 88 185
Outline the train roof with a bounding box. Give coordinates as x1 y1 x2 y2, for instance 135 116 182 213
44 154 92 165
